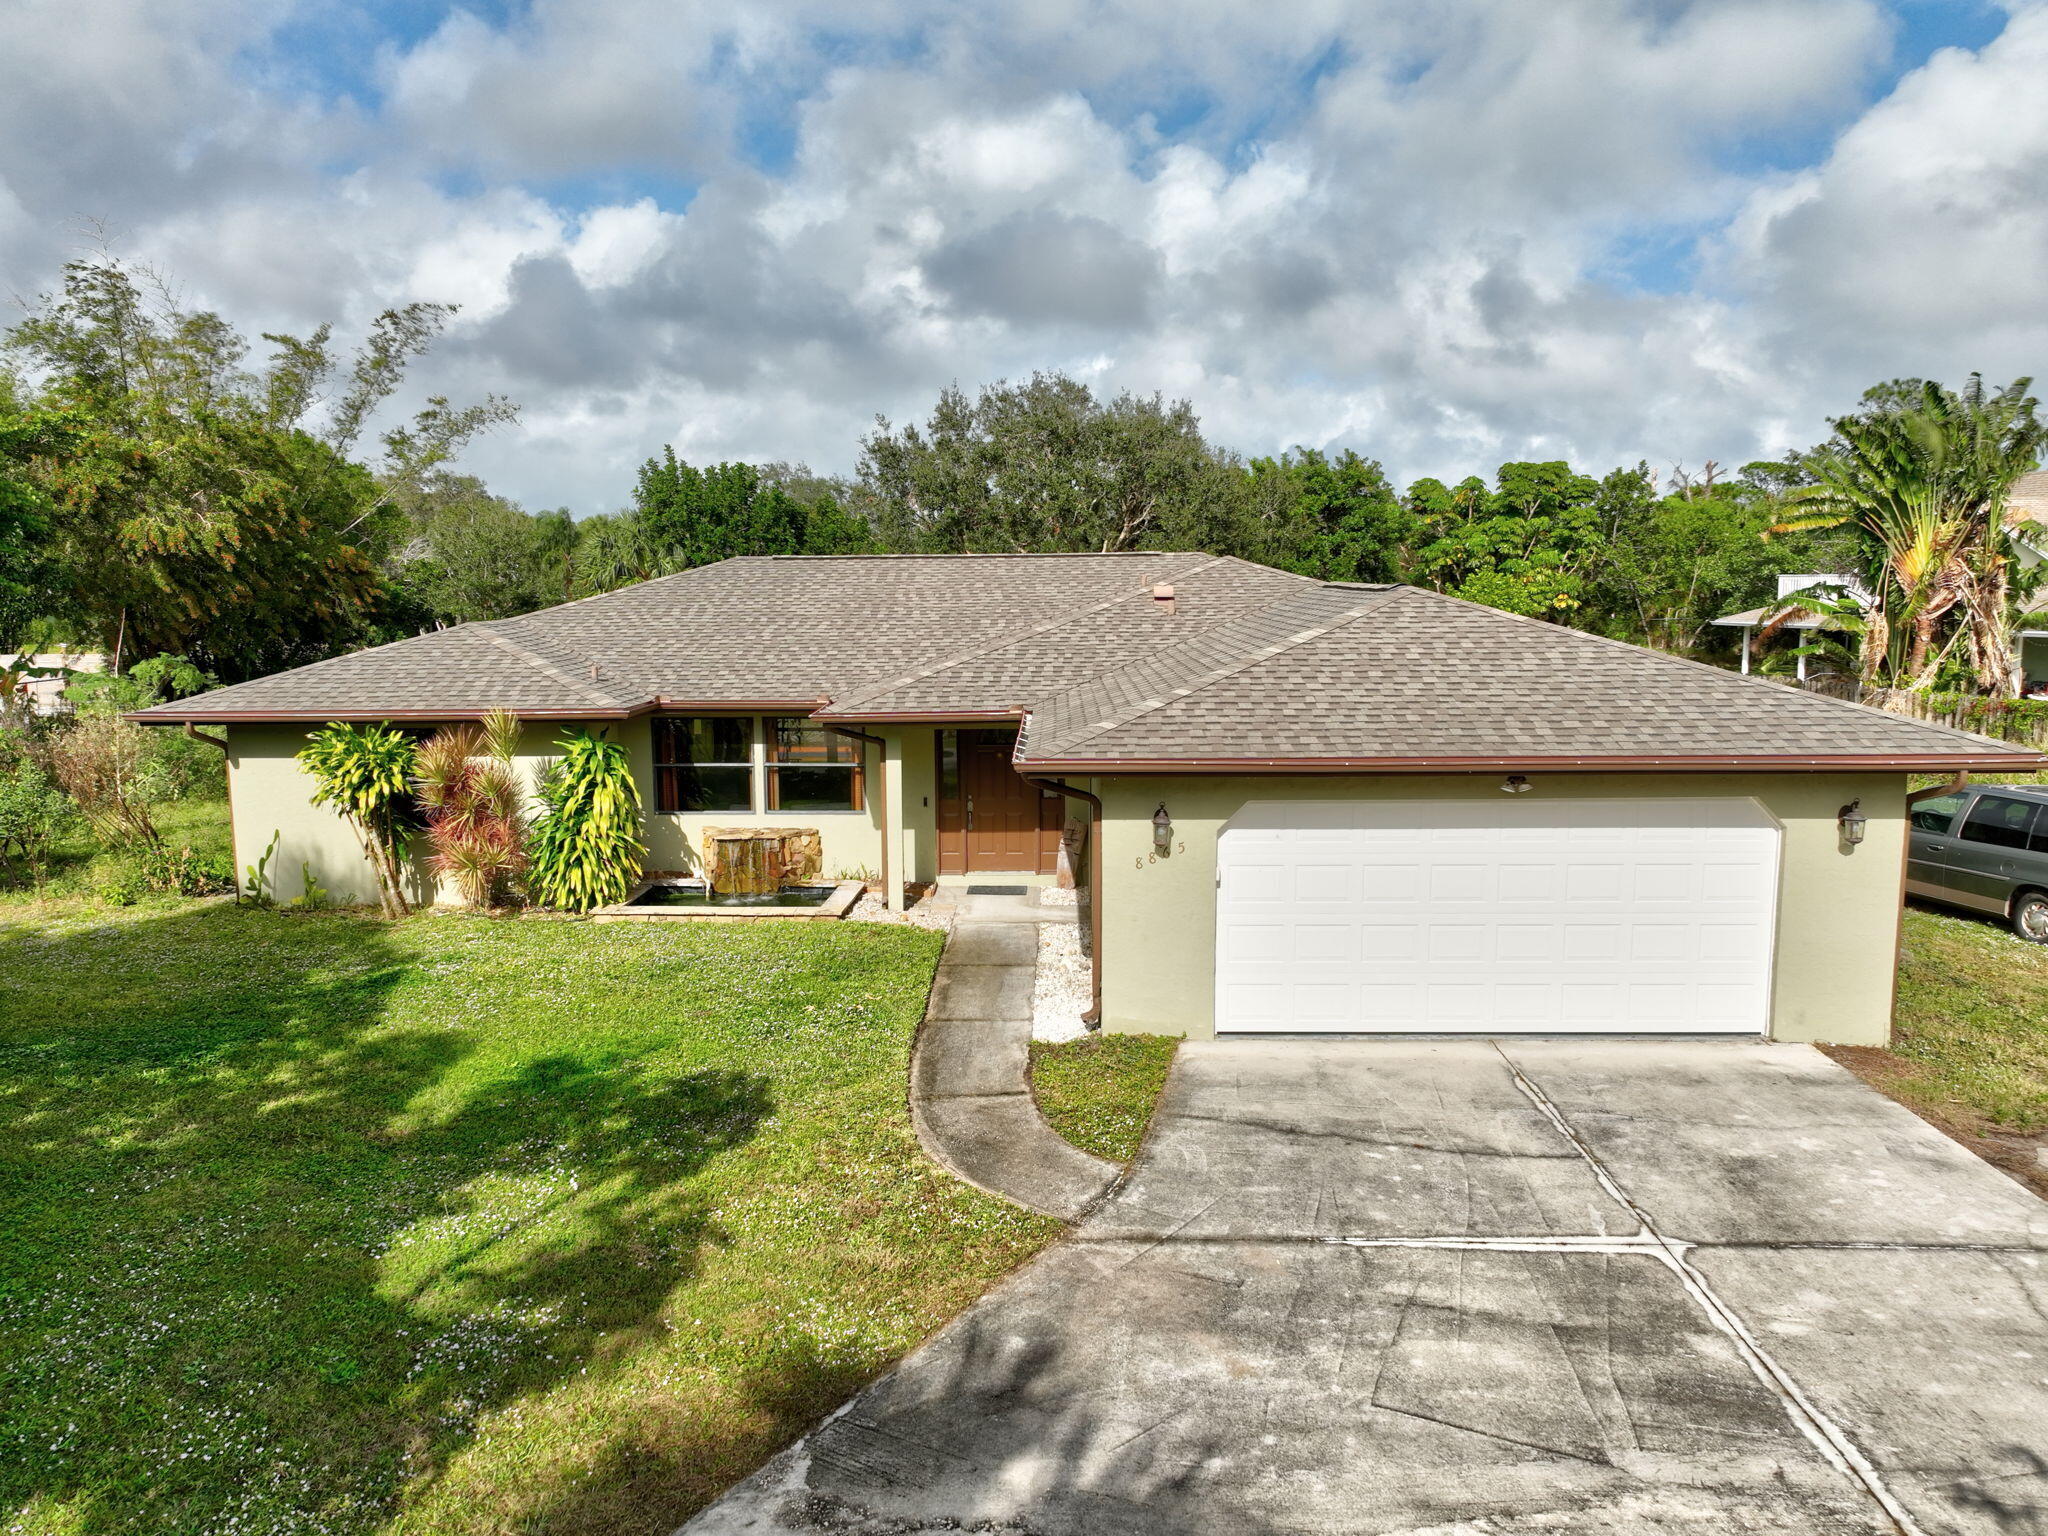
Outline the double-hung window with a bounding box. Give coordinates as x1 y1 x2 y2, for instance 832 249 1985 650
653 717 754 813
767 719 863 811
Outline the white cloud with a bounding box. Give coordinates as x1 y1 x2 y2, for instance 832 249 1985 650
1 0 2042 511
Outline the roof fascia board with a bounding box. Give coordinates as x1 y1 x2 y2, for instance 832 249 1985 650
1015 751 2048 773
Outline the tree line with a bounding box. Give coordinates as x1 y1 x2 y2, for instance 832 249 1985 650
3 254 2040 700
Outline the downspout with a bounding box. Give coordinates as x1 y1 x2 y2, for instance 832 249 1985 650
1906 770 1969 806
1023 775 1103 1029
184 723 229 753
829 726 891 904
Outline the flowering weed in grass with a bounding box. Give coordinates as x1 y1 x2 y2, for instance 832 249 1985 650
0 902 1056 1536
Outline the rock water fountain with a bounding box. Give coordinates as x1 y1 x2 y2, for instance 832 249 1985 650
592 826 861 921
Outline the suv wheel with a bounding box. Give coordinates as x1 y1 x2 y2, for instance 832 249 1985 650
2013 891 2048 944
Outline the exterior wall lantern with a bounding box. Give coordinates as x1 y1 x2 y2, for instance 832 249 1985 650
1837 799 1867 847
1152 802 1173 855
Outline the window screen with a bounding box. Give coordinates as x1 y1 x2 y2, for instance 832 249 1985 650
767 719 863 811
1959 794 2037 851
653 717 753 813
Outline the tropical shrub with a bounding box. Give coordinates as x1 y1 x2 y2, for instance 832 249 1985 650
298 722 419 918
137 842 234 896
46 712 173 846
527 730 643 912
0 759 78 880
413 708 527 908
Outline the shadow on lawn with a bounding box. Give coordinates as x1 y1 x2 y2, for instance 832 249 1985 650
0 904 772 1534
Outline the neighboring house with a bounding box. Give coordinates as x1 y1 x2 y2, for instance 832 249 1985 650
1710 574 1872 681
0 651 106 715
2009 468 2048 690
133 553 2043 1046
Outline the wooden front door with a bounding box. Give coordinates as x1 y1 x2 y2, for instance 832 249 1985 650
937 729 1060 874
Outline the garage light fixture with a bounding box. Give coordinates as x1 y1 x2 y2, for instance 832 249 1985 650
1837 799 1867 847
1501 775 1532 794
1152 802 1173 855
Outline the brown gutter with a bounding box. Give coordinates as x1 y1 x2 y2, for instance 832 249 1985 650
1017 752 2045 774
126 704 645 725
829 725 891 904
183 723 229 753
1022 775 1103 1029
813 707 1027 724
126 696 835 727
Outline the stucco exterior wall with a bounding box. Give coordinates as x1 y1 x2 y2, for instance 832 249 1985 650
226 717 901 906
1091 772 1909 1046
225 721 590 906
620 716 889 883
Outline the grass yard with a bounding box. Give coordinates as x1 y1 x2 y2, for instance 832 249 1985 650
1826 904 2048 1200
0 899 1063 1536
1029 1035 1180 1165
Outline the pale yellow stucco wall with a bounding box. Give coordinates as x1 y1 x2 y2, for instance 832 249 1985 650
226 716 903 905
619 716 888 883
225 721 593 906
1091 772 1909 1046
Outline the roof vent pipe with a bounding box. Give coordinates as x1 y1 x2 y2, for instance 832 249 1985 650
1152 583 1177 615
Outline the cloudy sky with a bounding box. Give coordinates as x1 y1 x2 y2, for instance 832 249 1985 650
3 0 2045 512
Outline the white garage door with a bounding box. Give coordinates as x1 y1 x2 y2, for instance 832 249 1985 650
1215 799 1779 1034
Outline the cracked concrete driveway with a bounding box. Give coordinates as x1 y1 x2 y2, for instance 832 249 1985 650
685 1040 2048 1535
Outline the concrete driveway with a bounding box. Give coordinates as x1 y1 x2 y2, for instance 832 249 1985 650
688 1040 2048 1535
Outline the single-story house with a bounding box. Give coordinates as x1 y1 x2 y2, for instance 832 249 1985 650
1712 570 2048 692
134 552 2045 1045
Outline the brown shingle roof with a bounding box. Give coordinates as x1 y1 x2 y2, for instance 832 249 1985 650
135 554 2043 769
1017 586 2044 769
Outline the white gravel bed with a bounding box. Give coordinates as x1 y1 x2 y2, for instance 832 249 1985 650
849 891 953 931
1032 921 1093 1042
1038 885 1078 908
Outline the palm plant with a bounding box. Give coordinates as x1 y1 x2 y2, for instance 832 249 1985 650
298 722 418 917
1770 375 2043 693
526 730 642 912
412 707 527 909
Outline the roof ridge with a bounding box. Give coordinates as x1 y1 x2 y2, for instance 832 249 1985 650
474 620 637 710
825 551 1226 710
1038 584 1406 757
1397 586 2028 752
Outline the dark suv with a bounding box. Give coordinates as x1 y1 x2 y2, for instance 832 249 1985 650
1907 784 2048 942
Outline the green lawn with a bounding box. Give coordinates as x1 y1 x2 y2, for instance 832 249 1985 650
1827 904 2048 1198
0 900 1061 1536
1029 1035 1180 1165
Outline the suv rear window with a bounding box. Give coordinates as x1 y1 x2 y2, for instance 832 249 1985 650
1959 794 2039 851
1910 793 1964 833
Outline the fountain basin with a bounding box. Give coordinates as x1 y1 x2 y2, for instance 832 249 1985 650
590 878 863 923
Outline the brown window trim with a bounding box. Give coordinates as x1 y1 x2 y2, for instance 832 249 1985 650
653 715 755 815
766 717 865 812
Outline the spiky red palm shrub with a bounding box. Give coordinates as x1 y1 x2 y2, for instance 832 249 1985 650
413 710 527 908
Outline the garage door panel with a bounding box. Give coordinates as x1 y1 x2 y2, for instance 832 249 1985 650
1364 865 1422 901
1496 863 1557 902
1216 799 1777 1035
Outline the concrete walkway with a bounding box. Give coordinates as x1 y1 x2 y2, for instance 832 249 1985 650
688 1038 2048 1536
907 896 1118 1223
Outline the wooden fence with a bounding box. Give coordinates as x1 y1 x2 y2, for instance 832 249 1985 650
1796 677 2048 747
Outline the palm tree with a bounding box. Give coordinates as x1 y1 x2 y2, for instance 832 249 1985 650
1770 376 2044 693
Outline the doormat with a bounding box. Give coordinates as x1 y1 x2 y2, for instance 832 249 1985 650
965 884 1028 895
